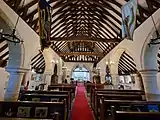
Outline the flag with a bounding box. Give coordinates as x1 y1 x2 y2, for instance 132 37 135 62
122 0 137 40
38 0 51 51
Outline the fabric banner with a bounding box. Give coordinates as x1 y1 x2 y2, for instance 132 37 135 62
122 0 137 40
38 0 51 51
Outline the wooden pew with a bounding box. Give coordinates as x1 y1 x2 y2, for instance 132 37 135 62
20 90 71 109
100 99 160 120
91 89 145 108
110 106 160 120
91 89 145 110
48 85 76 100
0 101 65 120
85 83 104 93
50 84 76 87
20 93 69 120
94 94 144 117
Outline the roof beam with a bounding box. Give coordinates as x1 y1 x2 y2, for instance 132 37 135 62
57 52 104 57
51 36 120 43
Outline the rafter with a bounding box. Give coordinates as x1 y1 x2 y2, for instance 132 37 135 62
57 52 104 57
51 36 121 43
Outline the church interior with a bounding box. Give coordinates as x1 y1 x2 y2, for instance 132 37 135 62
0 0 160 119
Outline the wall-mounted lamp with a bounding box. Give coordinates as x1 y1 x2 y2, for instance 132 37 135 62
51 59 58 64
55 60 59 64
51 60 55 63
106 60 114 65
96 67 101 70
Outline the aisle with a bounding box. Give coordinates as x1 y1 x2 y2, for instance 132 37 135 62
71 84 94 120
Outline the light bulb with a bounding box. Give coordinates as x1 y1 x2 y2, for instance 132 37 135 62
0 29 3 33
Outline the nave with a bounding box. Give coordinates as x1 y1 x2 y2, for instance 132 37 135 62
0 82 160 120
71 83 94 120
0 0 160 119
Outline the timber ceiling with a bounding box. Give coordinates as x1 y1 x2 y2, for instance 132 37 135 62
3 0 160 63
118 51 137 75
31 51 45 73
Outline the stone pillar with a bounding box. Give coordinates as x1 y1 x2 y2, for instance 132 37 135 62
139 69 160 101
111 74 119 89
4 67 29 101
132 74 143 90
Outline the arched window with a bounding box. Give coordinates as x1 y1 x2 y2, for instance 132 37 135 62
72 65 90 81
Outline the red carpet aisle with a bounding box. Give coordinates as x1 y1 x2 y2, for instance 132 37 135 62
71 84 94 120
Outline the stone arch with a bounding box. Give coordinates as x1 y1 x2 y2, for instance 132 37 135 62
140 19 160 70
0 11 24 69
139 18 160 96
118 51 138 75
0 9 26 100
109 48 139 87
0 5 41 100
110 48 138 75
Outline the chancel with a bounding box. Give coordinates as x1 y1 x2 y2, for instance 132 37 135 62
0 0 160 120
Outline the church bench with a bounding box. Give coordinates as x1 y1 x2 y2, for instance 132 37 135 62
48 85 76 100
90 89 145 108
49 84 76 87
110 106 160 120
20 93 69 120
100 99 160 120
91 90 145 109
85 83 104 93
94 94 144 117
0 101 65 120
20 90 71 109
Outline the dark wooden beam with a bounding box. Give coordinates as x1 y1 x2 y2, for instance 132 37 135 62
57 52 104 57
51 36 121 43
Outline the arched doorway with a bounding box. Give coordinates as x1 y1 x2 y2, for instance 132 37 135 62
72 65 90 82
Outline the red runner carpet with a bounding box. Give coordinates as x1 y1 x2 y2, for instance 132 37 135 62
71 84 94 120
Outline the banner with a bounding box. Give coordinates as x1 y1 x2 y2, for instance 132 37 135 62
122 0 137 40
38 0 51 51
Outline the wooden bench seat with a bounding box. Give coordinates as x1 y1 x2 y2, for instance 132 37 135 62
20 90 71 109
48 85 76 99
0 101 65 120
94 94 144 117
100 99 160 120
111 107 160 120
85 83 104 93
20 93 69 120
90 89 145 106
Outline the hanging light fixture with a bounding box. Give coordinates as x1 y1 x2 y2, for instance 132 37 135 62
0 0 26 44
